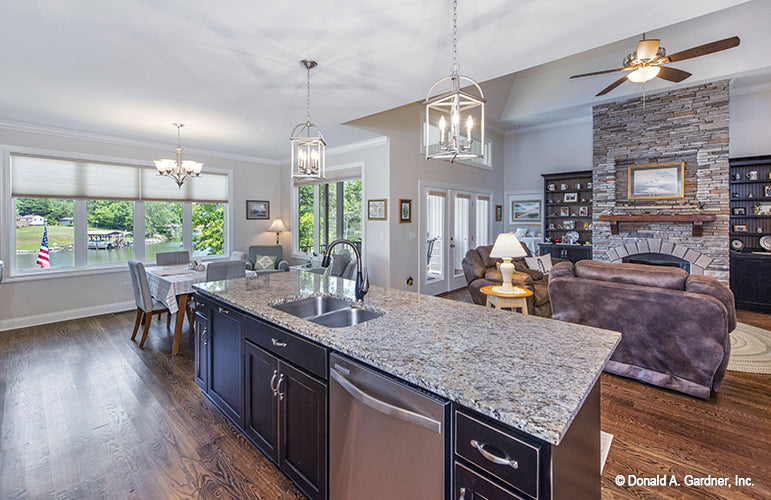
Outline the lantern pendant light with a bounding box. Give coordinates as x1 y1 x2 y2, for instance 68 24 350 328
290 60 326 180
424 0 485 163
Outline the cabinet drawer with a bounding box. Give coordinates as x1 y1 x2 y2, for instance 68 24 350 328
455 461 526 500
245 317 327 379
455 411 541 499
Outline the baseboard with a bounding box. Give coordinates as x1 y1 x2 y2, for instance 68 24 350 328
0 300 136 332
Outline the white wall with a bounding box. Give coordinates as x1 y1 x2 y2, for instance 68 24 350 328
502 118 593 193
730 85 771 158
0 122 281 331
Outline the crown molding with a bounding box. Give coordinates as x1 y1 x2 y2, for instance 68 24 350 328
0 118 281 166
504 115 592 136
730 80 771 96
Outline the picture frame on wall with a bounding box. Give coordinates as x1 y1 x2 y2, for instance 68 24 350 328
495 205 502 222
732 207 746 216
732 224 748 233
628 162 684 199
246 200 269 220
368 199 387 220
399 199 412 223
510 200 541 222
563 192 578 203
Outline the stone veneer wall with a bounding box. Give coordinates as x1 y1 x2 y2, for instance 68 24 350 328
592 80 730 281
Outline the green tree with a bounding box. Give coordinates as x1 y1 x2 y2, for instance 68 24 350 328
145 201 182 237
193 203 224 254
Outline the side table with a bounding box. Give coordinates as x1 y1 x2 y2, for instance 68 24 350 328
480 285 533 314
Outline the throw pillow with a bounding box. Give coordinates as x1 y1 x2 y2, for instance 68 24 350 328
524 254 552 275
255 254 276 270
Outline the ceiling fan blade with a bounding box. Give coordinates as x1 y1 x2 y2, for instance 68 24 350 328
570 67 627 79
636 39 660 60
656 66 692 83
596 75 629 96
663 36 740 64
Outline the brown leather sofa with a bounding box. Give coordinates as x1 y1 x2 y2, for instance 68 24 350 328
461 244 565 317
548 260 736 399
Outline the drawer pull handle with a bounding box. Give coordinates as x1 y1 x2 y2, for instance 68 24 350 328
459 487 467 500
218 307 229 314
277 374 286 401
271 338 287 347
470 440 519 469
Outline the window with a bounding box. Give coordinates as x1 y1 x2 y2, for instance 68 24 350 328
9 152 230 274
295 176 361 255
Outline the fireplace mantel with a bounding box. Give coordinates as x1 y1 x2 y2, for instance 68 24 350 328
598 214 717 236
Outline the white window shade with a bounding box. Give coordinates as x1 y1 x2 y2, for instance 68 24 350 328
11 154 228 203
141 169 228 202
11 155 141 200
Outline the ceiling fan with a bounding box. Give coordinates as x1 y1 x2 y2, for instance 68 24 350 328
570 35 740 96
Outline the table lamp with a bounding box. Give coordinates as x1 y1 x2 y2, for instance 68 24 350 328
267 218 288 245
489 232 527 293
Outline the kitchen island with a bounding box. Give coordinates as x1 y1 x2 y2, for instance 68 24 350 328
194 270 621 500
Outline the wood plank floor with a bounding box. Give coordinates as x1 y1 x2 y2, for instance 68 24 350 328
442 288 771 500
1 296 769 499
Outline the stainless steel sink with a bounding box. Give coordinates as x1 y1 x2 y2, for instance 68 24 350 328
309 307 384 328
271 295 384 328
272 295 352 318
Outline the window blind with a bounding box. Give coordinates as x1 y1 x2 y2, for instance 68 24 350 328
11 154 228 202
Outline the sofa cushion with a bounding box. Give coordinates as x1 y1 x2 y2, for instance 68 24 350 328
574 260 688 290
484 269 502 282
686 275 737 331
254 255 276 270
476 245 500 268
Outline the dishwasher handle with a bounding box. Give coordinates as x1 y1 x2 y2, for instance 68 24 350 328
330 367 442 435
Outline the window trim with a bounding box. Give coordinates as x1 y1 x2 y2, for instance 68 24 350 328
2 145 234 279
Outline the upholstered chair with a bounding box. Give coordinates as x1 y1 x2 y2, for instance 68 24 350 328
245 245 289 274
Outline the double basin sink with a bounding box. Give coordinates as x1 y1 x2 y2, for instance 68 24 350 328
272 295 384 328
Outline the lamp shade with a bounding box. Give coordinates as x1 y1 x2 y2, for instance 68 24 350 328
268 219 288 232
489 233 527 259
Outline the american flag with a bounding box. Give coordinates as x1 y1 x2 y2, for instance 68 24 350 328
36 223 50 268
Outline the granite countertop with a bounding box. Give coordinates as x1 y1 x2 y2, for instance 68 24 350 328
194 270 621 445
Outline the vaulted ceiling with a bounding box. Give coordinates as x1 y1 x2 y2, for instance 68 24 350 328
1 0 767 161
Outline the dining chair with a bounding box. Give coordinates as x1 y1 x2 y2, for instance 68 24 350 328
128 260 172 349
156 250 190 266
206 260 246 281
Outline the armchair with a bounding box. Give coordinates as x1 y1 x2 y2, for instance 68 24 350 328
245 245 289 274
461 244 566 317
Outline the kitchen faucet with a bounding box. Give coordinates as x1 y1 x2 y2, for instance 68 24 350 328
321 239 369 302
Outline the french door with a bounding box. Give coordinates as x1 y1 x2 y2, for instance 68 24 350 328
420 184 491 295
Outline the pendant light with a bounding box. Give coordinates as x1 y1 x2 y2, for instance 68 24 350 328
154 123 203 188
424 0 485 162
290 60 326 180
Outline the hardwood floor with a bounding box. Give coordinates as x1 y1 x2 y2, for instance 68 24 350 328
1 296 768 499
0 312 303 499
441 288 771 500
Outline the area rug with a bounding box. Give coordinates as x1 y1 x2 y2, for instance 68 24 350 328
601 431 613 474
727 322 771 374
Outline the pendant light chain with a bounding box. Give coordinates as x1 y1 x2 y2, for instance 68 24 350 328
451 0 459 76
305 65 312 124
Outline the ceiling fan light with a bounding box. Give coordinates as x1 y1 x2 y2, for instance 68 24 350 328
628 66 660 83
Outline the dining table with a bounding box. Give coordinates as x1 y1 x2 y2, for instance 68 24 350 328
145 263 255 355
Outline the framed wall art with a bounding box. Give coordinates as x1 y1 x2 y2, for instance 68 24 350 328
368 199 387 220
495 205 502 222
628 162 684 200
399 199 412 223
246 200 270 220
732 207 746 216
732 224 748 233
563 192 578 203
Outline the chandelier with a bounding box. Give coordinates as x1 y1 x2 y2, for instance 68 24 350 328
424 0 485 162
154 123 203 188
290 60 325 180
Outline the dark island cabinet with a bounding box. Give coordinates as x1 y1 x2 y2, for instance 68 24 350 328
244 316 327 500
193 296 210 391
208 303 245 428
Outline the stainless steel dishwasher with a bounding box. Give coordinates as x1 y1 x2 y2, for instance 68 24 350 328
329 353 449 500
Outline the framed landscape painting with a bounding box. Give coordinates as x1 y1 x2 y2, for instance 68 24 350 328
510 200 540 224
628 162 684 199
246 200 269 220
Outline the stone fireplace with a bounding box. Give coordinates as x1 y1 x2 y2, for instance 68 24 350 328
605 238 713 274
591 80 730 281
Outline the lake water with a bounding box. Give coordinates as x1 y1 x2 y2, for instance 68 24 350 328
15 241 198 270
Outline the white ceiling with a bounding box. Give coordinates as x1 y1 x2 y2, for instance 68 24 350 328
0 0 766 161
